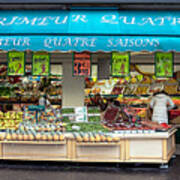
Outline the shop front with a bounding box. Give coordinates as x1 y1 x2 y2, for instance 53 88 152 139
0 9 179 165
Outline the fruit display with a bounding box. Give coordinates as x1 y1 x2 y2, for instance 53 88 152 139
85 74 180 110
62 116 72 123
90 79 117 95
0 86 14 97
164 85 178 95
164 78 179 95
100 102 168 132
4 129 65 141
0 63 177 142
0 72 62 105
130 76 138 84
149 81 164 94
103 105 120 124
123 84 137 95
134 84 149 95
88 116 101 123
141 120 172 130
73 132 120 143
65 122 110 132
0 111 23 130
19 121 65 132
87 107 101 114
61 108 75 114
23 106 61 123
111 86 124 95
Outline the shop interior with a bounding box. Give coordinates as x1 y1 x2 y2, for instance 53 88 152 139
0 50 178 163
0 51 179 135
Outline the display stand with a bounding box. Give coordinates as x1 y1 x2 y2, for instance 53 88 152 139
0 128 176 164
2 141 69 161
123 129 176 163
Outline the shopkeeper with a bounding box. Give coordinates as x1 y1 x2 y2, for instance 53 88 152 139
39 94 51 108
150 90 175 124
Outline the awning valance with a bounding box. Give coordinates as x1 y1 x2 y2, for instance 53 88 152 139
1 35 180 52
1 10 180 51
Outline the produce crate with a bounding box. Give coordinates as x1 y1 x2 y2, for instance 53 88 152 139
71 139 125 162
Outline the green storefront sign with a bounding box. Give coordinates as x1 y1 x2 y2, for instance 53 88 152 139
111 52 130 77
155 52 173 77
8 51 25 76
32 52 50 76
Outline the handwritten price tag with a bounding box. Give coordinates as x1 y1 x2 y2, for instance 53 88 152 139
8 51 25 76
111 52 130 77
155 52 173 77
73 52 91 76
32 52 50 76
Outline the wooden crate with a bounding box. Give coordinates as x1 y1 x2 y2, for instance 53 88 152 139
71 140 125 162
2 141 69 161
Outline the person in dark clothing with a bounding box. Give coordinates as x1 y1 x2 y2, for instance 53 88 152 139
89 93 107 111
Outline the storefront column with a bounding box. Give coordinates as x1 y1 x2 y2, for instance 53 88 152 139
98 58 110 79
62 60 85 107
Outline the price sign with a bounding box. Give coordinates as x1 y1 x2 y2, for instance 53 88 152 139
73 52 91 76
75 107 88 122
155 52 173 77
111 52 130 77
32 52 50 76
8 51 25 76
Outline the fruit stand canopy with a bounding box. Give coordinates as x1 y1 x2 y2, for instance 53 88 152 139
1 10 180 52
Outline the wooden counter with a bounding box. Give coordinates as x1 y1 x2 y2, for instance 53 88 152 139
124 129 176 163
0 128 176 164
1 141 69 161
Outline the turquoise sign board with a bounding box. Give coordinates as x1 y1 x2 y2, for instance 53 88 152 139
0 35 180 52
1 10 180 35
0 10 180 51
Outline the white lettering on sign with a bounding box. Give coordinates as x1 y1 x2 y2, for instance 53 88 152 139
101 15 180 26
107 38 159 48
55 16 68 24
44 37 96 49
138 17 155 26
6 16 19 25
0 38 30 47
0 13 179 27
101 15 118 24
72 15 88 23
0 18 7 25
38 17 49 26
171 17 180 25
0 14 88 26
119 16 136 25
